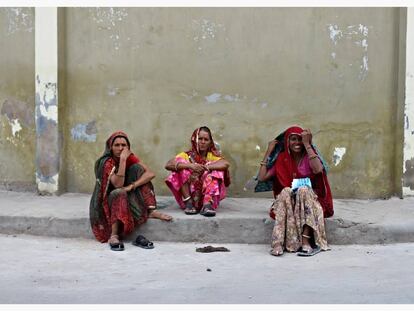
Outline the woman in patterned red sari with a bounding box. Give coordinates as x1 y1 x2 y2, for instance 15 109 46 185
258 126 333 257
89 131 172 251
165 126 230 217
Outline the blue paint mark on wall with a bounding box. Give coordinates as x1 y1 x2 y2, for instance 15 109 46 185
71 121 97 142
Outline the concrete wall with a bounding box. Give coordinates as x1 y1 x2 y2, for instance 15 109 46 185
62 7 403 198
0 8 36 191
0 7 406 199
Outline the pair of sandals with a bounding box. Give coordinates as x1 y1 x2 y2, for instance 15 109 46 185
270 245 321 257
184 201 216 217
109 234 154 251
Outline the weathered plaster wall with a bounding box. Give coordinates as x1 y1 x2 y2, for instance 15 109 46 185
0 8 36 191
403 8 414 195
62 7 402 198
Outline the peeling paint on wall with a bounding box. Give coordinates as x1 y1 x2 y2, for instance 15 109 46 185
205 93 222 104
35 75 59 192
90 8 128 51
71 121 97 142
5 8 33 35
36 79 57 122
328 24 343 45
190 18 226 51
327 23 370 81
333 147 346 166
10 119 22 136
1 98 34 127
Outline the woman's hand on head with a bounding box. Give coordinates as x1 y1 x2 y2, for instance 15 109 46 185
301 129 312 146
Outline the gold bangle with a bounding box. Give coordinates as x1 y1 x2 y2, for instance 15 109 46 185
174 162 180 171
260 161 268 166
309 155 318 160
115 173 125 177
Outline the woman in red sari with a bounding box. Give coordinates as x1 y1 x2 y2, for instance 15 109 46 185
165 126 230 217
258 126 333 257
89 131 171 251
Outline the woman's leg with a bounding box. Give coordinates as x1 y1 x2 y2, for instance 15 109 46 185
108 189 135 240
165 163 194 210
295 187 328 251
139 182 173 221
270 187 294 255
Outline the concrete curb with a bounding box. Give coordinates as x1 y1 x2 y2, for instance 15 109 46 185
1 191 414 245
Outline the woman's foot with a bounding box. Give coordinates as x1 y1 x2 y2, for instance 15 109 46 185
148 209 173 221
108 234 124 251
184 200 198 215
200 204 216 217
270 245 284 256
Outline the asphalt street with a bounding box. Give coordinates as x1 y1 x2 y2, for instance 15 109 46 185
0 234 413 304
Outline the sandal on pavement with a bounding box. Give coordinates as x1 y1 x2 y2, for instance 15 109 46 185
200 204 216 217
109 235 125 251
297 245 321 257
133 235 154 249
184 200 198 215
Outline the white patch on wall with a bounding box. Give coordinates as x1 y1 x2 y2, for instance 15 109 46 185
333 147 346 166
191 19 226 51
107 86 120 96
90 8 128 51
327 23 370 81
5 8 33 35
71 122 97 142
328 24 343 45
181 90 199 100
205 93 222 104
39 105 58 122
10 119 22 137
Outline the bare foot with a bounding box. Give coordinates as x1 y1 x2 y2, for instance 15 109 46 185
270 245 284 256
108 234 120 245
148 210 173 221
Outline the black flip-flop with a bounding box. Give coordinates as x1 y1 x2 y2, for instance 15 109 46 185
109 242 125 251
297 245 321 257
133 235 154 249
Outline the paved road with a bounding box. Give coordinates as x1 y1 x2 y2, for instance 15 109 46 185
0 234 413 304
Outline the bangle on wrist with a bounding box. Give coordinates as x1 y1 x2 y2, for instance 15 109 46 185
174 162 180 171
260 161 268 166
309 155 318 160
115 173 125 177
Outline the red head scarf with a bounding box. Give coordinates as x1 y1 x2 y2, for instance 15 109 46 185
275 125 305 187
187 127 221 164
106 131 140 169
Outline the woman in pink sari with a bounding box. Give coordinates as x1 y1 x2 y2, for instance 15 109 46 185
165 126 230 217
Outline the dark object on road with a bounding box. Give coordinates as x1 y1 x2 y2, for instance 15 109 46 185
196 245 230 253
206 268 212 272
133 235 154 249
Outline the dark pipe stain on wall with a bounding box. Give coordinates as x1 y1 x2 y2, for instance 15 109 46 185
403 158 414 190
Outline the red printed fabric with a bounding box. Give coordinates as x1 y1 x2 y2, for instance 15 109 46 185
272 126 334 218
